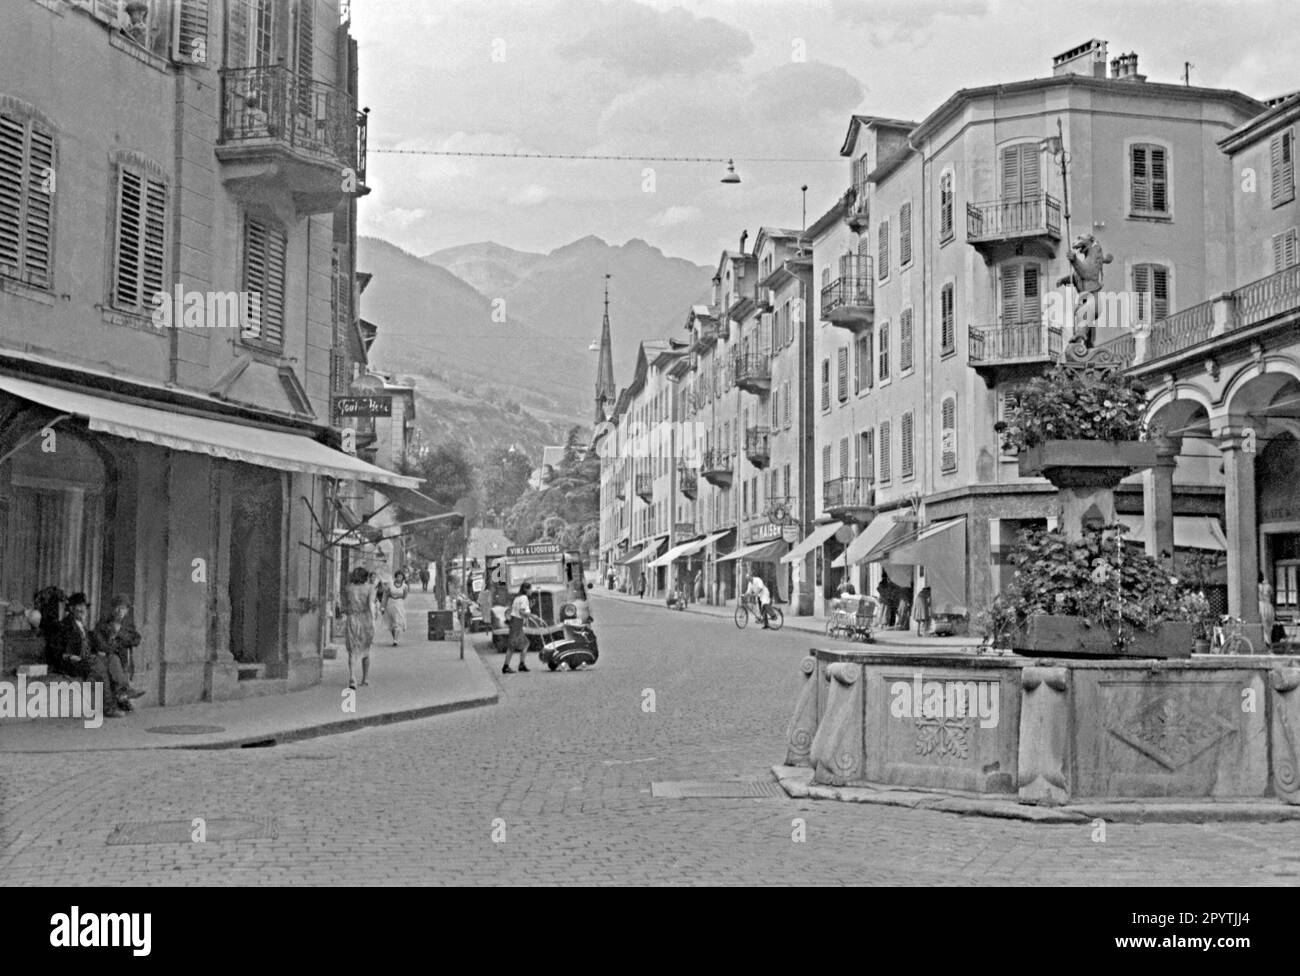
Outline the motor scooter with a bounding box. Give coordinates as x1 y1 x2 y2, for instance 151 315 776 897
539 613 599 671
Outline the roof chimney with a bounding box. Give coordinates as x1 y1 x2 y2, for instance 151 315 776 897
1052 38 1108 78
1111 51 1146 82
739 229 749 254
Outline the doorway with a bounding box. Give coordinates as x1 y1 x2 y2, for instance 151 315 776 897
228 466 284 673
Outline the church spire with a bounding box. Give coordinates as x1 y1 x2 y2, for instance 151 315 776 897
594 273 616 423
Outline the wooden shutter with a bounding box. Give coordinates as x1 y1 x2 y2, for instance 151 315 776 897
861 429 874 481
1000 264 1021 322
1133 263 1169 323
771 389 779 428
113 165 167 313
821 358 830 410
1273 230 1298 271
1001 144 1040 201
173 0 211 63
900 308 913 372
296 0 315 112
899 203 912 266
941 284 954 351
1131 145 1150 211
901 412 914 478
1023 264 1041 320
782 380 791 428
839 436 850 477
783 464 791 500
878 321 889 381
940 173 953 238
243 217 287 346
1272 130 1296 206
0 111 55 288
1132 145 1168 213
941 396 957 472
879 421 891 483
877 220 889 279
837 346 848 401
821 445 832 486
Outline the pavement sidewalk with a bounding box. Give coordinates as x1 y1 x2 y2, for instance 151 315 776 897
0 592 497 753
593 586 981 652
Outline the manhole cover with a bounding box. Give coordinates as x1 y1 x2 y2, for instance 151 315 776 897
651 780 788 799
145 725 226 735
106 817 279 845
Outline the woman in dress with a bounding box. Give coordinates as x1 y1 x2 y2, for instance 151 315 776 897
343 567 376 689
385 570 410 645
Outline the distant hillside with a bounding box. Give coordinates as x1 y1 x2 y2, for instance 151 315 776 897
424 235 713 387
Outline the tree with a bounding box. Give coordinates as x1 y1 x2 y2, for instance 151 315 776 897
479 445 533 520
399 442 476 606
504 426 599 559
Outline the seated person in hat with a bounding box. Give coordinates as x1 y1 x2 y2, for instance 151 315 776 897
58 593 145 716
108 593 141 679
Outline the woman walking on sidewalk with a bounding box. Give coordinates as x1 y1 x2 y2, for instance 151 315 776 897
343 567 376 689
502 581 533 674
385 571 410 645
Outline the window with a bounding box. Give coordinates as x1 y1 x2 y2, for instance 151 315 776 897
878 321 890 381
900 308 914 372
879 421 891 483
743 480 748 516
901 412 914 479
821 445 832 485
1272 129 1295 208
854 333 869 393
999 262 1042 324
1000 389 1021 456
1132 263 1170 324
837 347 849 402
899 202 913 267
783 464 791 501
939 171 954 241
109 161 167 316
1001 143 1041 201
877 219 890 280
782 380 791 428
295 0 314 112
1130 144 1170 216
0 104 56 288
839 437 850 477
820 358 831 411
1273 228 1298 271
940 283 955 354
770 389 779 428
860 429 875 482
241 215 287 347
940 396 957 473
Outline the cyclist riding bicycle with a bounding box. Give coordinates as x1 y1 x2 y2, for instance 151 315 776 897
745 573 773 630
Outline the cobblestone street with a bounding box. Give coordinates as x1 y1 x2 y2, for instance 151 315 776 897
1 595 1297 886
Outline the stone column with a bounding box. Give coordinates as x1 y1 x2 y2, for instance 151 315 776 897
1143 435 1180 564
1218 429 1259 624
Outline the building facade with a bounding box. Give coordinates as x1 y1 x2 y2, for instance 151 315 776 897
0 0 414 704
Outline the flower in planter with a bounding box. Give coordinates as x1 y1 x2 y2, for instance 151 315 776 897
998 366 1149 454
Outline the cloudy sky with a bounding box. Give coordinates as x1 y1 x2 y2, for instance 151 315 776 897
353 0 1300 266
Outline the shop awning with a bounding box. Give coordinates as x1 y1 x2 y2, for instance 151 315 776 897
617 536 666 565
365 482 462 521
887 517 966 566
1117 515 1227 551
0 374 419 487
647 529 730 568
780 520 844 564
833 516 912 567
716 539 788 563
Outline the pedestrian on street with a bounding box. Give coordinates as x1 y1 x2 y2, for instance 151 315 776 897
385 571 410 645
343 567 376 689
694 568 704 603
1260 571 1276 649
877 572 893 627
638 572 647 599
502 581 533 674
914 585 932 636
419 567 430 592
746 573 773 629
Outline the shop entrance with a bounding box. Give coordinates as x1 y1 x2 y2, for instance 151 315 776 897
228 467 284 674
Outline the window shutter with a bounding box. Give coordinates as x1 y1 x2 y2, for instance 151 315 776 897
839 436 849 477
941 284 954 351
837 346 848 401
1271 131 1296 206
821 358 830 410
1023 264 1041 320
0 115 24 272
783 464 791 501
879 422 891 483
899 203 912 266
878 321 890 381
941 396 957 472
112 165 167 314
877 220 889 279
1150 147 1168 212
901 412 914 478
1133 263 1170 323
862 429 874 481
1131 145 1150 211
242 217 287 346
822 445 832 485
782 380 791 428
173 0 211 63
1132 144 1168 213
296 0 315 113
1000 390 1020 455
23 126 53 286
1001 146 1019 200
771 389 779 428
900 308 913 372
0 112 56 288
1274 229 1299 271
940 173 953 238
1000 264 1021 322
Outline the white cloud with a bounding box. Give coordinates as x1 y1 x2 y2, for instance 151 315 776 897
649 205 701 227
507 183 554 206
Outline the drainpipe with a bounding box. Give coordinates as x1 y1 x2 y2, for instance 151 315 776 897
907 129 932 605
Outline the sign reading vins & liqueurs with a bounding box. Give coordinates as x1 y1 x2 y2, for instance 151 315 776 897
506 543 562 558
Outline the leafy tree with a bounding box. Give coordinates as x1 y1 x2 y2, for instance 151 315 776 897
398 442 476 606
504 426 598 557
479 445 533 520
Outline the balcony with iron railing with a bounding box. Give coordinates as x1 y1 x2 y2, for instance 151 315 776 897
701 449 734 487
966 194 1061 257
732 351 772 394
844 182 870 231
218 65 369 214
634 473 654 502
678 466 699 500
744 427 771 469
1097 264 1300 372
968 320 1064 383
823 476 875 518
696 317 723 349
820 254 875 330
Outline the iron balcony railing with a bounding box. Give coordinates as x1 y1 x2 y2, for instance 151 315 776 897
220 65 365 175
733 352 771 387
678 467 698 498
966 194 1062 242
823 476 874 511
634 473 654 499
744 426 770 464
701 449 733 476
820 254 875 319
968 321 1064 363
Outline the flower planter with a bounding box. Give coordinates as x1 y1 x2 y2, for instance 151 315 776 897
1009 613 1193 659
1019 439 1157 489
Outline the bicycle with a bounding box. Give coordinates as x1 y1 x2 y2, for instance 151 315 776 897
1211 614 1255 655
734 594 784 631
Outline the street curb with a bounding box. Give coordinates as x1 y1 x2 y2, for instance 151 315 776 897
771 766 1300 824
